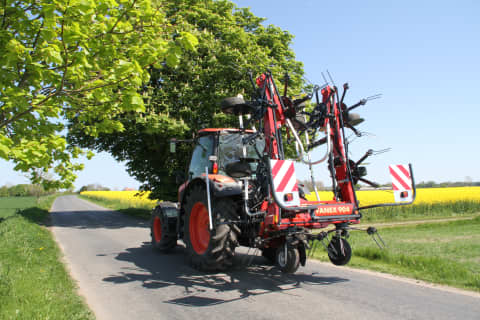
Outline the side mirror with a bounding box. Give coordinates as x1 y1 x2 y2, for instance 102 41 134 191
170 139 176 153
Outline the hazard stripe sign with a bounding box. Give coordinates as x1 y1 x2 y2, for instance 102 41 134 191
389 164 413 203
271 160 299 193
389 164 412 191
270 159 300 207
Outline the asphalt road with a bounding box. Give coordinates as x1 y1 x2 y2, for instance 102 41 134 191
50 195 480 320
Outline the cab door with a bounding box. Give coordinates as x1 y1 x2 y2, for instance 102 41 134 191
187 134 215 180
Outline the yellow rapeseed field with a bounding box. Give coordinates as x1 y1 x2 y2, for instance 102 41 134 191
82 187 480 209
80 190 157 208
306 186 480 207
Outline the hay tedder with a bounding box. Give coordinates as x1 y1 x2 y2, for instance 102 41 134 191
150 71 416 273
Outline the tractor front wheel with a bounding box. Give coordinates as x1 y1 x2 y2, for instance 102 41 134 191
150 206 177 252
276 245 300 274
183 185 239 271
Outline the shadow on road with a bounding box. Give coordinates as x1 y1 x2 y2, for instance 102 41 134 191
50 210 149 229
103 242 349 306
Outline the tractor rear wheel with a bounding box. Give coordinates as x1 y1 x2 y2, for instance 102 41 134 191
276 245 300 274
327 236 352 266
183 185 239 271
150 206 177 252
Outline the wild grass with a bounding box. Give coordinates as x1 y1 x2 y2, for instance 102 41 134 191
310 216 480 292
0 196 94 320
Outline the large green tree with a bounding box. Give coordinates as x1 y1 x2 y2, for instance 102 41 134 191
69 0 305 200
0 0 196 189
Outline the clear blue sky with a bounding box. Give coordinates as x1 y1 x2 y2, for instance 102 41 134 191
1 0 479 190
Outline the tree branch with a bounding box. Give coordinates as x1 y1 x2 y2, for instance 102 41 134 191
65 76 130 94
1 0 6 29
31 18 44 51
107 0 138 34
59 8 68 93
17 18 44 89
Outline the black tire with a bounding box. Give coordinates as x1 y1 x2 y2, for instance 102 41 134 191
220 96 255 115
327 236 352 266
276 246 300 274
261 247 276 265
183 185 240 272
150 206 177 252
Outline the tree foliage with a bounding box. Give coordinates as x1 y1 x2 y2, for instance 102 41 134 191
0 184 55 197
69 0 305 200
0 0 196 189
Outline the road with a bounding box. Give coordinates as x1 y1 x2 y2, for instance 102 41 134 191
50 195 480 320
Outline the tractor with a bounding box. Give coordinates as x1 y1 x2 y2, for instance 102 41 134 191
150 71 416 273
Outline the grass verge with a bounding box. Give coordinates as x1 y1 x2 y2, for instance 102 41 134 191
78 194 152 220
310 216 480 292
0 196 94 320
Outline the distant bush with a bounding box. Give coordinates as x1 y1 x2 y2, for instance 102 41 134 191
0 184 55 197
78 184 110 193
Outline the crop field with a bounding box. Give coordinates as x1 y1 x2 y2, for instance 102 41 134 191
80 190 157 209
79 191 157 219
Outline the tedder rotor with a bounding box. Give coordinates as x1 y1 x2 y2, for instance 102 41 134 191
150 71 416 273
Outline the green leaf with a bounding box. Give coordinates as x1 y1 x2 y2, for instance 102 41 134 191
0 143 10 159
44 47 63 65
166 51 179 68
179 32 199 51
130 93 145 112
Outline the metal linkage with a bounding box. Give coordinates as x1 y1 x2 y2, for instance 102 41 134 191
367 226 387 249
346 226 387 249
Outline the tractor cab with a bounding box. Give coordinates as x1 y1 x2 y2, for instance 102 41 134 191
187 129 264 181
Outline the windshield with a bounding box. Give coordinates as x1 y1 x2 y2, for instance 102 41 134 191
217 133 265 175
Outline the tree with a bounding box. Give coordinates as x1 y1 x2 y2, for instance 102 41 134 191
68 0 305 200
0 0 197 190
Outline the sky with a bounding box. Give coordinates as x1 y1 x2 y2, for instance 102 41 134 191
1 0 479 190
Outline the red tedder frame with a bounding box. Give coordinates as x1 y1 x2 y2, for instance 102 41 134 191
255 73 360 231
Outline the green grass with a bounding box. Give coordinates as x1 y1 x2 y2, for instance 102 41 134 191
361 201 480 223
0 196 94 320
310 216 480 292
78 194 152 220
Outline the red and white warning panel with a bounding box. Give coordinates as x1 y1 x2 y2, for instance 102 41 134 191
389 164 413 202
270 159 300 207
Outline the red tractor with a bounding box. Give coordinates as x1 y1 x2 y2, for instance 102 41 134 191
150 71 416 273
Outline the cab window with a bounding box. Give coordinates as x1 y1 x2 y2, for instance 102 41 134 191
188 135 215 179
217 133 264 175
